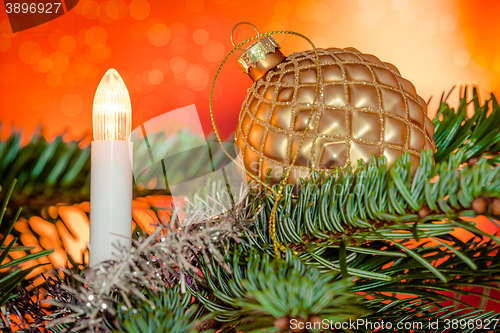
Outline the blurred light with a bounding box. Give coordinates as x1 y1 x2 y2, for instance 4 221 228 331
440 15 457 32
19 41 42 65
81 0 101 20
170 56 187 73
314 3 332 24
296 0 318 22
148 69 164 85
461 27 478 44
85 26 108 48
170 22 188 41
93 69 131 141
186 64 209 91
49 52 70 73
193 29 209 45
129 0 150 20
454 50 470 67
202 40 225 62
472 55 488 71
38 57 54 73
148 23 170 47
59 35 77 53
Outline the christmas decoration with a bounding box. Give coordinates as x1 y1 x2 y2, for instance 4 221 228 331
2 24 500 333
90 68 133 267
234 36 435 185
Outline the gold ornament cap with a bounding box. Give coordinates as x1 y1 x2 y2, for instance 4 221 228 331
231 22 286 82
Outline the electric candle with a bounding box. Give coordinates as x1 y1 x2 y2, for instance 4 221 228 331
89 69 133 267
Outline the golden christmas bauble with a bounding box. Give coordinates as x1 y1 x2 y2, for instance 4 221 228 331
235 43 436 185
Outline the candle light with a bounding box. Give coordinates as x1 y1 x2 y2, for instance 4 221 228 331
89 68 133 267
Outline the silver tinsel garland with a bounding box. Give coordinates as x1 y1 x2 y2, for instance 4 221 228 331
42 186 256 332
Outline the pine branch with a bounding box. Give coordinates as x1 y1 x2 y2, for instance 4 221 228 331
433 87 500 163
0 180 53 330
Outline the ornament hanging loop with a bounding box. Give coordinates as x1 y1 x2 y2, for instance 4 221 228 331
230 22 261 51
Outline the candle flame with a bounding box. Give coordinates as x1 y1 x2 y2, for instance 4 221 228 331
92 68 131 141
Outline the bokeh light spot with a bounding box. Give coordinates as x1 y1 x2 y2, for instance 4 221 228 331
170 56 187 73
19 41 42 65
129 0 150 20
461 27 478 44
148 24 170 47
193 29 209 45
296 0 318 22
61 94 84 116
49 52 70 73
81 0 101 20
29 89 49 111
106 1 120 19
440 14 457 32
90 44 112 63
186 0 204 13
202 40 224 62
314 3 332 24
85 26 108 48
148 69 164 85
71 58 90 78
0 64 17 84
472 55 487 71
454 50 470 67
359 8 380 29
38 58 54 73
186 64 209 91
170 22 188 41
47 72 63 87
59 35 77 53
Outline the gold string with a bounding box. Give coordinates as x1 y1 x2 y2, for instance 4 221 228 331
209 30 321 257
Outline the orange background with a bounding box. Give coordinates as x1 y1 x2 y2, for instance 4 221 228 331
0 0 499 140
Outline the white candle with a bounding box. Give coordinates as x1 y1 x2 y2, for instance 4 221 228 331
89 68 133 267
